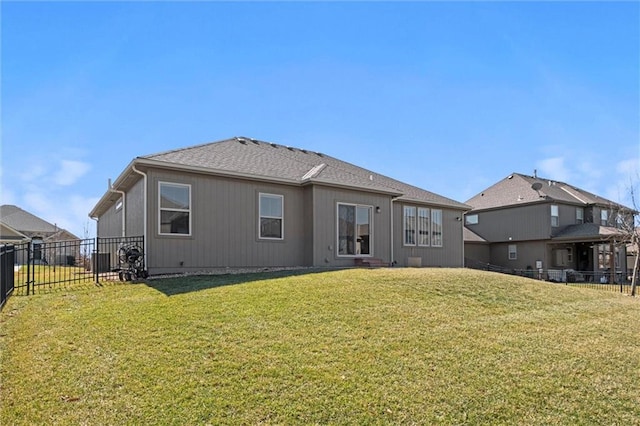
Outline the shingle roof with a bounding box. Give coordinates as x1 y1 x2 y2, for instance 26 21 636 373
0 205 59 234
552 223 626 240
465 172 626 211
140 137 470 209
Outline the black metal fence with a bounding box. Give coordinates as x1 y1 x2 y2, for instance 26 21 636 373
0 236 145 306
1 245 16 310
465 258 636 296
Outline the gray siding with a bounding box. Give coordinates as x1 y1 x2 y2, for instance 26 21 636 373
393 202 465 267
126 178 145 237
145 170 306 274
467 203 551 242
465 243 490 264
97 199 123 237
489 240 548 270
309 185 392 267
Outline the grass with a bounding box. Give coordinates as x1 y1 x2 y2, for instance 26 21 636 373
13 265 97 291
1 268 639 425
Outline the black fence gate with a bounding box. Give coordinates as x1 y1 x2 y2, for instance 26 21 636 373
0 236 145 307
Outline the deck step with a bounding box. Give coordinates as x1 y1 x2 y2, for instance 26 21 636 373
354 258 388 268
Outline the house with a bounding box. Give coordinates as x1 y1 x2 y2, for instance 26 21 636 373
463 173 634 282
89 137 470 275
0 205 80 264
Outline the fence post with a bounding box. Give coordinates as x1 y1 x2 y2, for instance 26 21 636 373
94 237 100 284
26 241 31 296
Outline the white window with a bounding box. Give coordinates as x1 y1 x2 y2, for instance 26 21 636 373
337 203 372 256
417 207 430 246
259 193 284 239
431 209 443 247
576 208 583 224
115 199 123 212
508 244 517 260
601 210 608 226
403 206 416 246
551 205 559 227
465 214 478 225
159 182 191 235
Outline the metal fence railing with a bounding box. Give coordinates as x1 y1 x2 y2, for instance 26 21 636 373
465 258 636 296
1 245 16 310
1 236 145 304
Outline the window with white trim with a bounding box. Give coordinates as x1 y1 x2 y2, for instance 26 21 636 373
403 206 416 246
551 205 559 227
576 208 583 224
601 209 608 226
417 207 430 246
159 182 191 235
115 199 123 212
259 193 283 239
338 203 372 256
508 244 517 260
431 209 443 247
465 214 478 225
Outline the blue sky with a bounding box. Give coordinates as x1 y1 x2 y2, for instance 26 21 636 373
2 1 639 239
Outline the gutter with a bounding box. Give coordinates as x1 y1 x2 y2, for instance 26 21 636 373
131 164 148 270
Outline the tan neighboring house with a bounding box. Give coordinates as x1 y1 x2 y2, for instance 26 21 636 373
89 137 471 275
463 173 634 282
0 205 80 264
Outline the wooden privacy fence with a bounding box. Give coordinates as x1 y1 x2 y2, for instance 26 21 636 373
0 236 145 307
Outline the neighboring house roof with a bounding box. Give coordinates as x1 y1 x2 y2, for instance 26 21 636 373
466 172 628 211
0 222 29 242
0 205 79 239
91 137 470 217
552 223 627 241
464 227 488 243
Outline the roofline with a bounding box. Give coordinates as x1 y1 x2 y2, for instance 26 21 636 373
93 157 471 218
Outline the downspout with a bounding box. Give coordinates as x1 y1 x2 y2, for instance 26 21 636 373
131 164 148 270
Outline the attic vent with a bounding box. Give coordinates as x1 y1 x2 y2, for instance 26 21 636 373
302 163 326 180
250 138 260 145
316 152 324 157
301 149 308 154
287 146 295 151
236 138 247 145
271 143 278 148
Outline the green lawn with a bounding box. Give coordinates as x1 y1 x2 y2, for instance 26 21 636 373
1 268 639 425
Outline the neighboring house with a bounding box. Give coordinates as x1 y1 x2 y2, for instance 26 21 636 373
463 173 634 282
0 205 80 264
89 137 470 275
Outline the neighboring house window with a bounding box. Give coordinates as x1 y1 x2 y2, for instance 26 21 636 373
465 214 478 225
259 193 284 239
615 213 624 228
431 209 443 247
508 244 517 260
159 182 191 235
417 207 430 246
601 210 608 226
403 206 416 246
551 205 559 227
337 203 372 256
576 208 583 224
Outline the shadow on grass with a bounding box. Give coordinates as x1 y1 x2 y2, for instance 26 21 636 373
142 267 340 296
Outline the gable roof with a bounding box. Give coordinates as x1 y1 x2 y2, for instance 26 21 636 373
91 137 470 217
465 172 628 211
0 205 79 240
0 205 58 235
